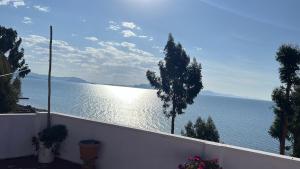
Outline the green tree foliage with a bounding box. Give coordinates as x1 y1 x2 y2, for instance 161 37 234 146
181 116 220 142
0 54 19 112
0 26 30 113
146 34 203 134
269 87 290 139
291 85 300 157
269 44 300 155
0 26 30 77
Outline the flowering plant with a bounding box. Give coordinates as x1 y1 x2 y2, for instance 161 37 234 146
178 155 222 169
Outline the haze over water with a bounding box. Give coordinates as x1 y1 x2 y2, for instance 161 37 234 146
21 78 278 153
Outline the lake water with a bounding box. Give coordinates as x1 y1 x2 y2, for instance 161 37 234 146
20 78 278 153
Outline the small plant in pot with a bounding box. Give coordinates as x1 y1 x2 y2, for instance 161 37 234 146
32 125 68 163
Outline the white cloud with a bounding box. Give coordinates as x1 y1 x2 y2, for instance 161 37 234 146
122 22 141 30
138 35 148 38
33 5 50 12
152 45 164 53
23 35 48 46
195 47 202 51
22 17 32 24
109 21 116 24
108 21 153 40
121 42 136 48
109 25 120 31
108 21 120 31
122 30 136 38
0 0 25 8
22 34 159 85
98 41 121 47
80 17 86 23
84 36 99 41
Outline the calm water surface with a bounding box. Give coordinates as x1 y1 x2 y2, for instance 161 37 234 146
20 78 278 153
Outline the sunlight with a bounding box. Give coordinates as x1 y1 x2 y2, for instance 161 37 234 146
127 0 164 4
109 86 144 104
105 85 149 128
124 0 168 8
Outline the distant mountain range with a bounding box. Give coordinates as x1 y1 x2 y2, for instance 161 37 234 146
27 73 243 99
28 73 90 84
131 83 242 98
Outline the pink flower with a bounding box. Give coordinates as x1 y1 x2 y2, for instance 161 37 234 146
194 156 200 161
194 155 201 161
197 166 203 169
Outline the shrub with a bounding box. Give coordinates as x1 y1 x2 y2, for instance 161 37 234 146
32 125 68 155
181 116 220 142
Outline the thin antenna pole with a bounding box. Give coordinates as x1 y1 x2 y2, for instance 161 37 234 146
47 25 52 129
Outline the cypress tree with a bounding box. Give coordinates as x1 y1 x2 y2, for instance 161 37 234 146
269 44 300 155
147 34 203 134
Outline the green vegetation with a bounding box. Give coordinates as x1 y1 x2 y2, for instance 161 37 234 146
269 44 300 156
181 116 220 143
0 54 19 112
0 26 30 113
32 125 68 155
146 34 203 134
291 85 300 157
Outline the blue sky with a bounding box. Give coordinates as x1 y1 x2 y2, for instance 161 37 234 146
0 0 300 100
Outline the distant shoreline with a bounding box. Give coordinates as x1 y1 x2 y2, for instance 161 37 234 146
24 75 272 102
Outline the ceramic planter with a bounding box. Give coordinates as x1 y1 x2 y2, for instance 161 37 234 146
38 143 54 163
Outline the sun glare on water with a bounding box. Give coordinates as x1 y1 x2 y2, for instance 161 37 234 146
104 85 151 128
109 86 145 104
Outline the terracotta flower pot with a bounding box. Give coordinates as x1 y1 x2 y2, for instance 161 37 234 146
79 140 100 169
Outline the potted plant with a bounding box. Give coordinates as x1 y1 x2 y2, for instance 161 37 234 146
32 124 68 163
79 139 100 169
178 155 222 169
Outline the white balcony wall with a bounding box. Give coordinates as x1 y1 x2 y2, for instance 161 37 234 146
0 112 299 169
0 113 36 158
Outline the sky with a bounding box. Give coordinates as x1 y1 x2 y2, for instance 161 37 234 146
0 0 300 100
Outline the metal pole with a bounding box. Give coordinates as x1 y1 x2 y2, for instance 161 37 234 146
47 25 52 128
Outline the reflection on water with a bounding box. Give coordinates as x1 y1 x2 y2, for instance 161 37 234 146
102 85 151 129
21 78 278 153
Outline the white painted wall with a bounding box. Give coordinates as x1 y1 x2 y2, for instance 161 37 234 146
0 113 36 159
0 112 300 169
51 113 300 169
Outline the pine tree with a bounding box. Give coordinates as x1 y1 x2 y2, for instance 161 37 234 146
0 26 30 77
0 26 30 113
205 116 220 142
269 44 300 155
291 85 300 157
146 34 203 134
181 116 220 142
0 54 19 112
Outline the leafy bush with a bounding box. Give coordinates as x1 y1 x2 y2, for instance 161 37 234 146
181 116 220 142
178 155 222 169
32 125 68 155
